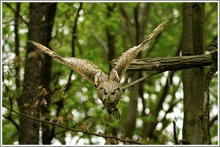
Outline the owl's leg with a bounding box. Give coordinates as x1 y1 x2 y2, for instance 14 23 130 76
107 109 114 122
113 107 120 120
107 107 121 122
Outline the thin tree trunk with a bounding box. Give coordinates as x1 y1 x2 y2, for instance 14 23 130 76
124 3 150 138
65 3 83 92
14 3 21 89
106 3 116 64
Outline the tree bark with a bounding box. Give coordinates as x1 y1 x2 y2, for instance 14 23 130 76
182 3 205 144
106 3 116 63
112 53 212 71
18 3 56 144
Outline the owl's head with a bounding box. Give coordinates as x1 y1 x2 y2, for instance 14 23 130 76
96 80 121 104
94 70 122 122
96 80 122 122
97 80 122 122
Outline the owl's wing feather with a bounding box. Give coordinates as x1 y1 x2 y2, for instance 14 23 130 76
112 18 171 80
29 41 108 85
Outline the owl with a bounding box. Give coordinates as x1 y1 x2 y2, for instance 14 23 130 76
29 18 170 122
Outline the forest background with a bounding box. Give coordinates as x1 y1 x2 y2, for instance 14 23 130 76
2 2 218 145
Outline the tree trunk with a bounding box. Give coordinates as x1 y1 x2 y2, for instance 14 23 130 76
182 3 205 144
124 3 151 138
18 3 56 144
106 3 116 63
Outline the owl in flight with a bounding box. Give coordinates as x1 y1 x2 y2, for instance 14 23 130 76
29 18 170 122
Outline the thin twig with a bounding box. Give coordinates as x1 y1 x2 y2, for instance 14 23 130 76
3 104 143 145
4 3 28 25
173 120 179 144
121 70 163 91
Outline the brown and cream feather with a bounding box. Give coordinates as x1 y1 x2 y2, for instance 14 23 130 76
29 18 170 122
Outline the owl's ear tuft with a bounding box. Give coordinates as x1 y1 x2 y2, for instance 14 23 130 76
95 72 102 87
109 69 120 83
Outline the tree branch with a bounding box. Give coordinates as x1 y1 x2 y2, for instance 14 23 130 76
209 115 218 127
4 3 28 25
173 120 179 144
202 50 217 144
3 104 143 145
111 52 213 71
90 24 109 54
3 114 20 131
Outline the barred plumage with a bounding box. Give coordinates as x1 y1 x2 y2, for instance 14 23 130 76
29 18 170 122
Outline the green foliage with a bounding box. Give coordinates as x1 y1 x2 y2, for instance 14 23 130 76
2 2 218 145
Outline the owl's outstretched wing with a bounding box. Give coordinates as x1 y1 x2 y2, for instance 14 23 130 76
111 18 171 80
29 41 108 85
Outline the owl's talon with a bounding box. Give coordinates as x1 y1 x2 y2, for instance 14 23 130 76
108 113 114 123
114 110 121 120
